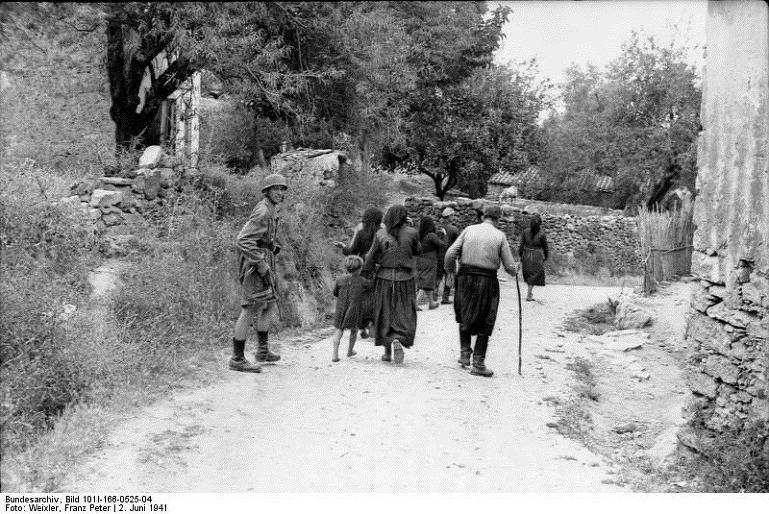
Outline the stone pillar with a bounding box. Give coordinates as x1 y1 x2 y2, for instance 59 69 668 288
169 71 201 170
685 0 769 436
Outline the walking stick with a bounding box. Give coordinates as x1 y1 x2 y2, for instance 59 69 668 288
515 271 523 376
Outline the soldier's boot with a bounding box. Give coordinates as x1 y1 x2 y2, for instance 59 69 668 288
229 357 262 373
255 331 280 362
229 338 261 373
470 355 494 377
441 286 452 305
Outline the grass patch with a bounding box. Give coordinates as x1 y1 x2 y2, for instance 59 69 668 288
565 356 600 402
561 297 619 335
678 411 769 492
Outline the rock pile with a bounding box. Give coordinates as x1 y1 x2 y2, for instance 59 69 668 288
405 196 641 274
60 146 189 234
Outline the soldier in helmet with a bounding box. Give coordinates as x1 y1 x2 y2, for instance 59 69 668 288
229 173 288 372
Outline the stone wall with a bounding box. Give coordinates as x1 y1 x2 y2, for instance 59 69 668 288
405 196 641 275
59 146 194 255
683 0 769 438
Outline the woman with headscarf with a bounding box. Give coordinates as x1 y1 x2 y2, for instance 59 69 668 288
518 213 549 302
363 204 421 364
334 206 384 337
415 216 445 310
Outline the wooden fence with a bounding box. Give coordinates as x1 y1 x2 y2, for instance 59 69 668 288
637 203 695 294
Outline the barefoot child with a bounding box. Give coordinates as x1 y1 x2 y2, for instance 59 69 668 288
331 255 369 362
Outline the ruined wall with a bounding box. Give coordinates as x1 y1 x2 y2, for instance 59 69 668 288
405 197 641 275
684 0 769 435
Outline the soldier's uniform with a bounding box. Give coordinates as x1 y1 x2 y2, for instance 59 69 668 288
229 174 287 372
237 197 281 307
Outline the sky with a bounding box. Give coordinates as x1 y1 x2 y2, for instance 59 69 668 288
492 0 707 86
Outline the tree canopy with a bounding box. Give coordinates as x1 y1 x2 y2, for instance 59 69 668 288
535 32 702 209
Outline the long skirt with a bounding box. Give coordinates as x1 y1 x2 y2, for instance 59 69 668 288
521 247 546 286
454 266 500 336
416 253 438 290
372 277 417 348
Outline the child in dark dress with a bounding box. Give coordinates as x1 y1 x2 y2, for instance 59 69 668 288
331 255 369 362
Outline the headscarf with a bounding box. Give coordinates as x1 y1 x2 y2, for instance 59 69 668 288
418 216 436 241
360 206 384 247
382 204 408 242
529 213 542 235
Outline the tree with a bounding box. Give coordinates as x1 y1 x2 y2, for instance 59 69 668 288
105 3 197 151
541 31 701 209
379 3 533 199
383 60 549 200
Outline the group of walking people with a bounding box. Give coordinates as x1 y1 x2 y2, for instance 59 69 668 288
228 173 549 378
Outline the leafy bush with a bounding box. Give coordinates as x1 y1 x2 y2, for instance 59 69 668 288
0 161 98 450
683 408 769 492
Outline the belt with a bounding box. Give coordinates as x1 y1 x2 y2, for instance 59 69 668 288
458 264 497 277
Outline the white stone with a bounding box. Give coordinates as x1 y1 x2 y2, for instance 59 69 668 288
616 301 653 329
58 304 77 321
89 189 123 208
138 145 165 168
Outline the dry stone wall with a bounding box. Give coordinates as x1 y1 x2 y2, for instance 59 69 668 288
682 1 769 440
405 197 641 275
58 146 194 255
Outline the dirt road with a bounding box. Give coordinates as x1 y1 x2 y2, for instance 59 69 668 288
66 280 634 492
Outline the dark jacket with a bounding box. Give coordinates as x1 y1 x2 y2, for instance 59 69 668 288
342 223 377 259
363 226 421 281
518 228 549 260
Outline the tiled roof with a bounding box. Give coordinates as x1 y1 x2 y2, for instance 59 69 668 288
488 166 544 186
488 170 518 185
488 167 615 192
572 171 615 192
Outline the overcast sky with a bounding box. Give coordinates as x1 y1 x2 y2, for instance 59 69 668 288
492 0 707 86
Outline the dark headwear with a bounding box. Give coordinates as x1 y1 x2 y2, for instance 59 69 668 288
362 206 383 227
482 204 502 220
418 216 436 240
529 213 542 234
383 204 408 237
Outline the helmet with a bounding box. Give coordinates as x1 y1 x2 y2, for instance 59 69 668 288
261 173 288 193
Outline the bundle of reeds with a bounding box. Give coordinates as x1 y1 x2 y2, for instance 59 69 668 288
637 202 694 293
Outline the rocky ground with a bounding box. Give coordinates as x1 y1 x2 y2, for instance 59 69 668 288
61 274 694 493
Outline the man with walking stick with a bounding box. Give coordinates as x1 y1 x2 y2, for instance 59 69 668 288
444 204 520 377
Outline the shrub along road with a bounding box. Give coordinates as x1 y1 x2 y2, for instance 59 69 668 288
63 280 669 492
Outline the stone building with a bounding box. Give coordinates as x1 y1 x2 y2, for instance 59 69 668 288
684 0 768 440
270 148 351 188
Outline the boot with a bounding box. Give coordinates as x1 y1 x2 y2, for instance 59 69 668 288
441 286 452 305
470 355 493 377
457 348 471 367
255 332 280 362
382 343 392 362
229 357 262 373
